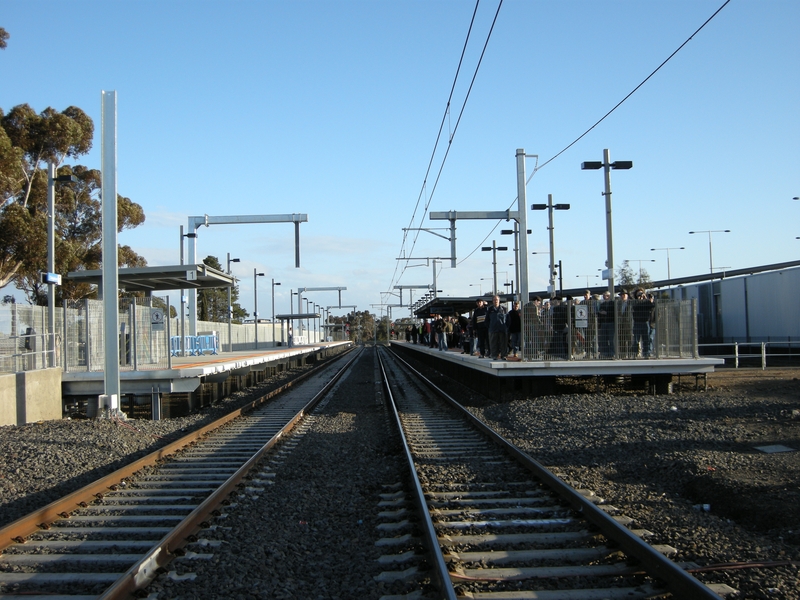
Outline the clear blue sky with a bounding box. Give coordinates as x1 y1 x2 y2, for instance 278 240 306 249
3 0 798 318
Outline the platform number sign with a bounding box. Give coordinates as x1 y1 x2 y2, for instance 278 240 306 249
151 309 165 331
574 304 588 328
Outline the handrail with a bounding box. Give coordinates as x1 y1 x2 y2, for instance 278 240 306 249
698 340 800 369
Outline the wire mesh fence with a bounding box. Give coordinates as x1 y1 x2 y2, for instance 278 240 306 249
521 296 697 361
62 297 173 372
0 303 53 372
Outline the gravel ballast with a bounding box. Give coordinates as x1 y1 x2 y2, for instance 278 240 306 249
1 351 799 599
461 369 800 600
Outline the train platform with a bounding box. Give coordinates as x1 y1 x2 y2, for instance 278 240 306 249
390 340 722 377
62 341 353 396
389 340 723 396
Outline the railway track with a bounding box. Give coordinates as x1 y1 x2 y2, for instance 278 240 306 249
0 346 360 599
377 345 736 599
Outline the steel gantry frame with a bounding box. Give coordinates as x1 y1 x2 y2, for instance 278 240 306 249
297 287 347 343
422 149 532 354
393 284 432 312
185 213 308 336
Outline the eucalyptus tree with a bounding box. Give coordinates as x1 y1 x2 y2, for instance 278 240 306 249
197 255 248 324
0 104 147 302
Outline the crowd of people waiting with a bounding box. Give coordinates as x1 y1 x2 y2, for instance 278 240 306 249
403 288 657 361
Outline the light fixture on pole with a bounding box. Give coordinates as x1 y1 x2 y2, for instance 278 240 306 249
469 283 482 296
576 274 600 287
226 254 240 352
581 150 633 294
625 259 655 283
481 241 508 295
501 226 530 300
688 230 730 276
312 302 318 342
46 164 78 367
179 228 197 356
650 247 684 283
271 278 281 347
253 269 265 349
531 195 570 299
304 298 310 340
289 290 298 345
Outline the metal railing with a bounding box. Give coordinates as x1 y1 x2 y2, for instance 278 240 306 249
520 298 697 362
0 331 57 373
0 304 53 372
698 341 800 369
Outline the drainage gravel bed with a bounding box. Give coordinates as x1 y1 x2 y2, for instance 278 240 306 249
0 364 317 529
2 351 799 599
456 367 800 600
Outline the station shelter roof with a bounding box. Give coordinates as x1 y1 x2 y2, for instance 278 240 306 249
65 264 234 293
275 313 321 321
413 294 514 319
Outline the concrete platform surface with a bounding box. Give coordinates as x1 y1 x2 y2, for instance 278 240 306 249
390 341 723 378
62 341 352 395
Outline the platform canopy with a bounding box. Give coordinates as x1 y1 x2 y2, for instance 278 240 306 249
275 312 321 321
413 295 514 318
65 264 234 293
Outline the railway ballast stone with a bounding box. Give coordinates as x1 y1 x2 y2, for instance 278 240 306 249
1 357 799 598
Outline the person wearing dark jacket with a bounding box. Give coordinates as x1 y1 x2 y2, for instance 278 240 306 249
548 297 569 359
507 301 522 358
471 298 489 358
486 295 508 360
597 291 614 358
631 289 654 357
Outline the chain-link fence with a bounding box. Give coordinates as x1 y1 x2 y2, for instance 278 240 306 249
521 297 697 361
2 298 297 374
0 304 53 372
62 297 172 372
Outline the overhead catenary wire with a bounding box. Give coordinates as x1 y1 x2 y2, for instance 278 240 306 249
389 0 504 293
456 0 732 270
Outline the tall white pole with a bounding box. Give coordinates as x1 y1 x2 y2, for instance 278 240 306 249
101 91 120 412
227 253 233 352
516 149 530 307
272 279 277 347
491 241 498 296
46 161 56 367
254 268 259 349
603 149 615 295
707 232 714 275
180 226 186 356
547 194 556 298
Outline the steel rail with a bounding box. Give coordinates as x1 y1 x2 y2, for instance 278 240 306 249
0 346 358 598
386 346 721 600
377 347 458 600
99 346 362 599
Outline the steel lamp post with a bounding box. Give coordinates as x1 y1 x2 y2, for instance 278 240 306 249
581 150 633 294
481 241 508 295
253 269 264 349
226 254 240 352
271 279 281 347
689 230 730 276
532 195 570 299
650 247 684 283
